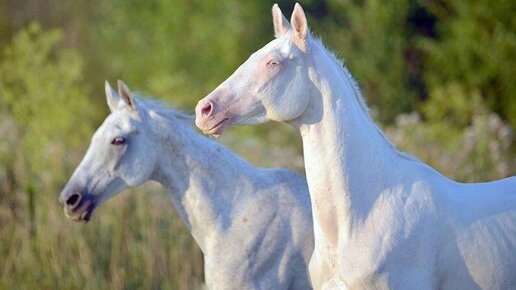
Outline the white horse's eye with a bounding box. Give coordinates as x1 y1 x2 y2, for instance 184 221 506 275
111 136 126 145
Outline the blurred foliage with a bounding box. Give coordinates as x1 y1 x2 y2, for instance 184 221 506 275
386 82 514 182
308 0 417 123
0 22 92 184
0 0 514 289
419 0 516 129
0 22 93 238
82 0 272 109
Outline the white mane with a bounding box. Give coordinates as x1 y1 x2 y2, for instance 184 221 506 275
311 36 417 160
312 37 369 115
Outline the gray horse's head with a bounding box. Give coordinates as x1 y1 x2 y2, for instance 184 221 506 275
59 80 158 222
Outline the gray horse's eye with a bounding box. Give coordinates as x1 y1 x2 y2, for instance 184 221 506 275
111 136 126 145
267 59 281 68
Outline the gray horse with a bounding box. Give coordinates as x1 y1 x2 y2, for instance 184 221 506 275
59 81 314 290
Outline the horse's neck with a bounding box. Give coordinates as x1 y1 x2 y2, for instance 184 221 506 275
149 115 257 252
295 45 401 246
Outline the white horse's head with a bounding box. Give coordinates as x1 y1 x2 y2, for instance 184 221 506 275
195 3 314 135
59 81 158 222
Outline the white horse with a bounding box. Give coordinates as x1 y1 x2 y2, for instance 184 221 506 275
59 80 314 290
194 4 516 290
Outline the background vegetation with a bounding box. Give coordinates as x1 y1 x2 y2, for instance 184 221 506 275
0 0 514 289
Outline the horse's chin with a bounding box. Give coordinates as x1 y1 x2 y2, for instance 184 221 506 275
64 201 96 224
202 118 231 137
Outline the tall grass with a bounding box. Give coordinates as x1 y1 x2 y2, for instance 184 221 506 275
0 182 204 290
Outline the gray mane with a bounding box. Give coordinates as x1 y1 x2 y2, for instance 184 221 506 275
133 93 194 125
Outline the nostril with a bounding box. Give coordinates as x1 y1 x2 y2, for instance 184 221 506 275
201 101 213 117
66 193 81 207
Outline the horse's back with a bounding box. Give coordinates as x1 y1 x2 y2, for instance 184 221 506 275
449 175 516 222
459 175 516 197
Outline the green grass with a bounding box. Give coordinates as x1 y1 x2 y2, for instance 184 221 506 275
0 183 204 290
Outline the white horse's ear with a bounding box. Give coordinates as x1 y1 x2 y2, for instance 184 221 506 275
105 80 120 112
117 80 136 111
290 3 309 49
272 4 291 38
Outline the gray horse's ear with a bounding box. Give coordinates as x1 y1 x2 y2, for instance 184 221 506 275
272 4 291 38
117 80 136 111
290 3 309 50
105 80 120 112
